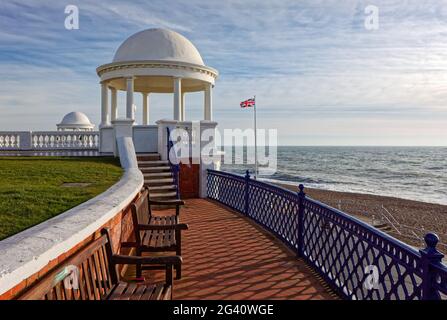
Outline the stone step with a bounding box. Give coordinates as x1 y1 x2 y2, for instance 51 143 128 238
140 166 171 173
136 153 160 161
138 160 170 167
144 178 174 185
147 185 177 192
143 172 172 179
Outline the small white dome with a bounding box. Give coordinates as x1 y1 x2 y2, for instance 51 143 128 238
113 28 204 66
57 112 94 131
60 112 92 126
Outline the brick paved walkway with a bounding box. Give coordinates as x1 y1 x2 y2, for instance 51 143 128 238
125 199 336 300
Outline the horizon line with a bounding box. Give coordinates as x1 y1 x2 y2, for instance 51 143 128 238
220 145 447 147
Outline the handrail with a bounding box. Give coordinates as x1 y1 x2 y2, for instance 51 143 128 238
206 169 447 300
166 127 180 199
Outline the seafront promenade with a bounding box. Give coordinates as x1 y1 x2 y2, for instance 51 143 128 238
0 21 446 302
125 199 335 300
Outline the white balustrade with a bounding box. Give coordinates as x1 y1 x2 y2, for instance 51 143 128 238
32 132 99 150
0 131 99 151
0 132 21 149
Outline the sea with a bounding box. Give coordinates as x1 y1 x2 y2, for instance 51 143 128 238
220 146 447 206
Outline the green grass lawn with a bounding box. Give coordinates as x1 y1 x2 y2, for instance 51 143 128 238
0 157 123 240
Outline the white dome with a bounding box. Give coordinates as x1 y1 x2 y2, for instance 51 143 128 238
60 112 93 126
113 28 204 66
57 112 95 131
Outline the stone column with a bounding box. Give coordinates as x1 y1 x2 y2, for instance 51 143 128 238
173 77 182 120
204 83 213 120
100 82 110 127
142 92 149 125
110 87 118 122
181 92 186 121
156 119 179 161
126 77 135 120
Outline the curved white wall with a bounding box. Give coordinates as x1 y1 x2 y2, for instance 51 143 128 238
0 138 143 296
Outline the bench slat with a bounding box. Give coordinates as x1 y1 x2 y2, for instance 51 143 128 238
140 285 156 300
141 230 176 249
92 252 105 298
97 246 111 293
120 282 137 300
100 245 114 290
130 285 147 301
150 285 165 300
109 282 127 299
82 260 95 300
163 286 172 300
107 283 166 300
148 215 178 225
87 256 100 300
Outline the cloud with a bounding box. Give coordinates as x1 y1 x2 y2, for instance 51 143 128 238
0 0 446 145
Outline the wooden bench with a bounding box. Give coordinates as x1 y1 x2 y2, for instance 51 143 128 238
147 189 185 225
122 189 188 279
18 228 181 300
148 198 184 226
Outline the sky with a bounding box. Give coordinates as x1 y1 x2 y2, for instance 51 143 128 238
0 0 447 146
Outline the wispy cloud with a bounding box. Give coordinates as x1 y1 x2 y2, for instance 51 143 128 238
0 0 446 145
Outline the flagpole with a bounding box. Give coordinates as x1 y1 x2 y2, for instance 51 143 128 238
254 95 258 179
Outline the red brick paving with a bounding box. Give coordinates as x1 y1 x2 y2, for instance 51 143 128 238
125 199 336 300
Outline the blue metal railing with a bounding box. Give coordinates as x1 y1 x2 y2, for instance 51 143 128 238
166 127 180 199
207 169 447 300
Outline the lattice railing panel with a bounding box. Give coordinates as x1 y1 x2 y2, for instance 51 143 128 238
247 180 299 251
432 263 447 299
206 169 447 300
301 198 423 300
207 171 245 213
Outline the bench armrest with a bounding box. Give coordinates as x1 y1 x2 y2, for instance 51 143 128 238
112 254 182 266
138 223 189 231
149 199 185 206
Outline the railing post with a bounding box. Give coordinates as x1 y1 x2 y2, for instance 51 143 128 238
173 164 179 199
244 170 250 216
20 131 32 150
420 232 444 300
166 127 171 162
297 184 306 257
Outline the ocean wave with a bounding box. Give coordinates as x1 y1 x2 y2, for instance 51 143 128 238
221 146 447 205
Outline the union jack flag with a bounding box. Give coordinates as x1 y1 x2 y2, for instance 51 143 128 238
240 98 255 108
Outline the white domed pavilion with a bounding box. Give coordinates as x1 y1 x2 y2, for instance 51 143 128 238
96 28 218 126
113 28 205 65
57 111 95 131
